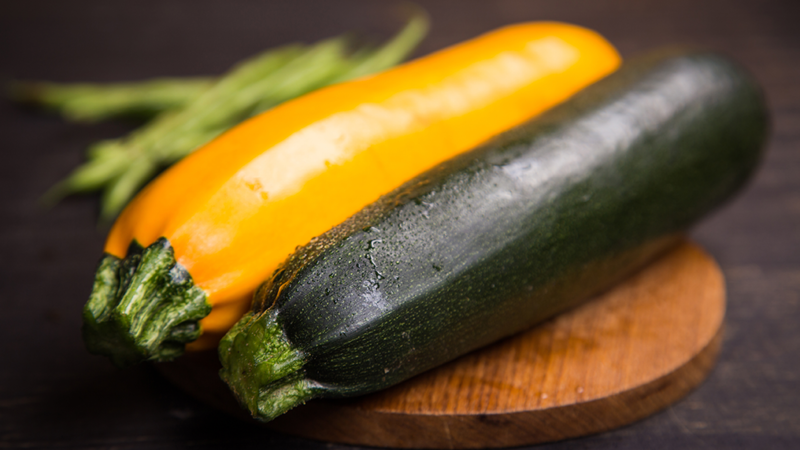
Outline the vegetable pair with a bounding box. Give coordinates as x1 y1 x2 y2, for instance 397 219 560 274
50 17 766 424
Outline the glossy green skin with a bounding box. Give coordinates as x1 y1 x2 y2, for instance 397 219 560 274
219 50 768 420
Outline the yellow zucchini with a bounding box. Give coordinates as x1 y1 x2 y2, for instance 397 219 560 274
83 22 620 366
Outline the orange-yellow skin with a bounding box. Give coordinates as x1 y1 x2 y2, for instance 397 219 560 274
105 22 621 350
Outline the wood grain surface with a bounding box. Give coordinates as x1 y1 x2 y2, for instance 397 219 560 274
157 241 724 448
2 1 798 449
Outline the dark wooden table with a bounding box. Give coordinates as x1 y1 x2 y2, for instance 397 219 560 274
1 1 798 448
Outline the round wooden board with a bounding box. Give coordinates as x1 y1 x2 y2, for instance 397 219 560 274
156 241 725 449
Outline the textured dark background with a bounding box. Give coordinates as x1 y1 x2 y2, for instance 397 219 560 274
1 0 798 448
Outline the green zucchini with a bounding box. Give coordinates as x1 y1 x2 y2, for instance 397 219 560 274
218 50 768 421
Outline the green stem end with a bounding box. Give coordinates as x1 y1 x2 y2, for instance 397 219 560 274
219 310 318 421
82 237 212 367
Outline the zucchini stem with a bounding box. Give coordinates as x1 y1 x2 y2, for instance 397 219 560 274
82 238 211 367
219 310 317 421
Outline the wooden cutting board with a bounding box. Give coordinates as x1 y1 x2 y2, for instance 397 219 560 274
157 240 725 449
